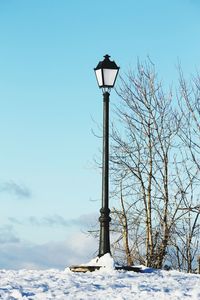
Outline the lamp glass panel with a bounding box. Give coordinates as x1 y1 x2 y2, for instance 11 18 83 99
95 69 103 87
103 69 118 87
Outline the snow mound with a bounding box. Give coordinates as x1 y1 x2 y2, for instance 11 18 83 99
83 253 115 270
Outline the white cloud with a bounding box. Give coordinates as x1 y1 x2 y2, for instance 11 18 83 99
0 225 20 244
0 181 31 199
8 213 99 229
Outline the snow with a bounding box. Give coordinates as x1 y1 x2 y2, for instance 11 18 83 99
0 266 199 299
83 253 115 269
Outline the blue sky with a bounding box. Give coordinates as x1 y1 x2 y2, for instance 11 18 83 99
0 0 200 269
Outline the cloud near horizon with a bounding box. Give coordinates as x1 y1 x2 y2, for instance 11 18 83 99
0 230 97 270
1 214 99 269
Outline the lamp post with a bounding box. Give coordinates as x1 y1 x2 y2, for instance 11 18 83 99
94 55 120 257
70 56 141 272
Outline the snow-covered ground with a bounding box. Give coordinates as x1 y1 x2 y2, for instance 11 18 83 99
0 266 199 299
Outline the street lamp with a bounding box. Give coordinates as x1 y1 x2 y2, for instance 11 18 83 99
94 55 120 257
70 56 141 272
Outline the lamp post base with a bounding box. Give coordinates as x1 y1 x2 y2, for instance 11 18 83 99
69 265 142 273
69 253 142 273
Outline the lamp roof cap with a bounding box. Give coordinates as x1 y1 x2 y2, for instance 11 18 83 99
94 54 119 70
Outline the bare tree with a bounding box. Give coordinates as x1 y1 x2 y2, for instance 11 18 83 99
109 60 200 271
170 69 200 272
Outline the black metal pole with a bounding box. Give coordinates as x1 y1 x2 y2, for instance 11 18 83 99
99 91 111 257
